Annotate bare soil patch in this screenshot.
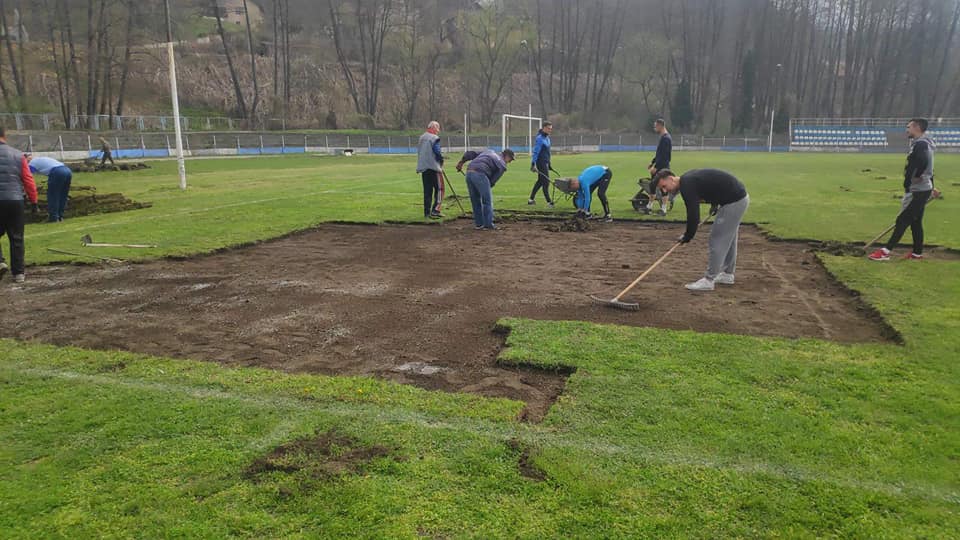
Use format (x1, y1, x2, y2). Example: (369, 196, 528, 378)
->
(245, 429, 396, 481)
(3, 221, 893, 420)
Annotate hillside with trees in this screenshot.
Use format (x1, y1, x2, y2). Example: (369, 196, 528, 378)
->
(1, 0, 959, 133)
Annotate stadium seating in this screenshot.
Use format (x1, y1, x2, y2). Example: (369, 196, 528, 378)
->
(791, 127, 888, 147)
(927, 129, 960, 147)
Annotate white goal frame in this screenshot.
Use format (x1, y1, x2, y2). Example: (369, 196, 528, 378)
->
(502, 105, 542, 155)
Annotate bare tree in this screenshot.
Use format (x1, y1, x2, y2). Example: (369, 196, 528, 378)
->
(0, 0, 25, 98)
(211, 0, 247, 118)
(463, 5, 521, 123)
(328, 0, 394, 117)
(242, 0, 261, 124)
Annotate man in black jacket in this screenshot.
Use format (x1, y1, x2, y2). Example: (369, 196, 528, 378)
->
(633, 118, 674, 215)
(653, 168, 749, 292)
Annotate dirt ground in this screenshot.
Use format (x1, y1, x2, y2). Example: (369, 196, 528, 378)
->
(2, 221, 893, 420)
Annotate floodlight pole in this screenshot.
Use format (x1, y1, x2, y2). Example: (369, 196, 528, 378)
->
(164, 0, 187, 190)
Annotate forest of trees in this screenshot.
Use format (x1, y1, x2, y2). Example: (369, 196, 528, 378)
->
(1, 0, 959, 133)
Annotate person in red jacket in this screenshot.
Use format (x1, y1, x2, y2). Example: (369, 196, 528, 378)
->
(0, 125, 39, 284)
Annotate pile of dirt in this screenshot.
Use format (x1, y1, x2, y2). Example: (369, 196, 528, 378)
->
(64, 161, 151, 173)
(546, 214, 592, 232)
(810, 241, 866, 257)
(245, 429, 397, 481)
(30, 184, 152, 223)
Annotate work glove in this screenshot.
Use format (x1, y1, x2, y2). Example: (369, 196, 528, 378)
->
(677, 234, 690, 244)
(455, 161, 464, 173)
(709, 204, 719, 216)
(530, 164, 537, 173)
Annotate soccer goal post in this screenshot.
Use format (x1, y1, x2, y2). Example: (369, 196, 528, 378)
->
(502, 105, 542, 155)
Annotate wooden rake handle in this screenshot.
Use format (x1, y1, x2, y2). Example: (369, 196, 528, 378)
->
(612, 241, 682, 302)
(610, 211, 715, 302)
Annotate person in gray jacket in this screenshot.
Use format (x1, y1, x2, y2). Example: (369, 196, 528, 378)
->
(416, 121, 445, 219)
(0, 125, 39, 283)
(869, 118, 938, 261)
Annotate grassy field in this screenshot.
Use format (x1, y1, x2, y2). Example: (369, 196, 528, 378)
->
(20, 151, 960, 265)
(3, 151, 959, 537)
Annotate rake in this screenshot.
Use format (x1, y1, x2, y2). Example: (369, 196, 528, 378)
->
(48, 247, 123, 264)
(439, 168, 467, 216)
(81, 234, 157, 248)
(590, 214, 713, 311)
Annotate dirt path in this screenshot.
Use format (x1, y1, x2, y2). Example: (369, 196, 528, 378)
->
(2, 221, 893, 420)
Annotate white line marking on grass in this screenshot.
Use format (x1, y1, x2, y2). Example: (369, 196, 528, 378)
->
(25, 178, 416, 240)
(6, 364, 957, 505)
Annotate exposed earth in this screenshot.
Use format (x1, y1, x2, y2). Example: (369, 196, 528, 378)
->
(2, 221, 894, 420)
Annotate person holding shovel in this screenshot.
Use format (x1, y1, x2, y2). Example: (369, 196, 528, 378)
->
(527, 122, 555, 207)
(27, 154, 73, 222)
(868, 118, 937, 261)
(652, 168, 749, 291)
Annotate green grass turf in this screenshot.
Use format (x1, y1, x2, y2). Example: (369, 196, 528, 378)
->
(3, 151, 959, 537)
(22, 151, 960, 265)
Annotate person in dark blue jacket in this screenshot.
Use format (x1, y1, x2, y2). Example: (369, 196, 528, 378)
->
(455, 149, 515, 230)
(573, 165, 613, 222)
(527, 122, 554, 207)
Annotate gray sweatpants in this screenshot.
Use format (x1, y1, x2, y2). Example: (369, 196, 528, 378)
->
(706, 195, 749, 279)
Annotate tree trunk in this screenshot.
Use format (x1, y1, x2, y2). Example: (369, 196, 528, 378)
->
(242, 0, 260, 124)
(115, 0, 136, 116)
(212, 0, 247, 118)
(0, 0, 25, 97)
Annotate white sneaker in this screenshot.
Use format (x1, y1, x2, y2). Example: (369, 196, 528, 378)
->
(0, 262, 7, 281)
(685, 277, 715, 291)
(12, 274, 25, 284)
(714, 272, 735, 285)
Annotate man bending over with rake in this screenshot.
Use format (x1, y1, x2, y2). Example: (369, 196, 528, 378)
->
(653, 168, 749, 292)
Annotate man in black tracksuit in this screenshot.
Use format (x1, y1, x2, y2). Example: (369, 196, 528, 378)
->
(527, 122, 554, 207)
(634, 118, 673, 214)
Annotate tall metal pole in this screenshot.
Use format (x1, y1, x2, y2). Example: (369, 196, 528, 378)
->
(164, 0, 187, 189)
(768, 63, 782, 153)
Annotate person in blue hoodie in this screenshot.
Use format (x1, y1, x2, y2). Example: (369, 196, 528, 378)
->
(527, 122, 554, 207)
(573, 165, 613, 222)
